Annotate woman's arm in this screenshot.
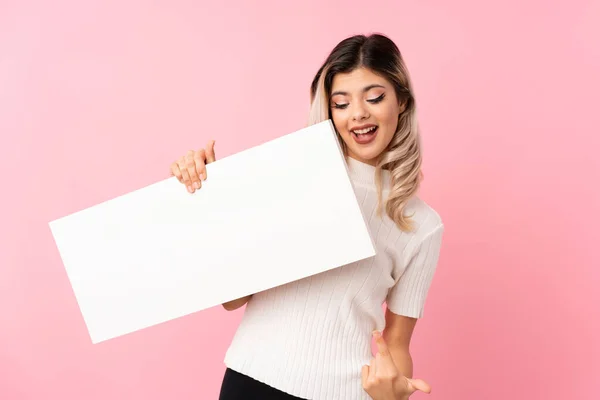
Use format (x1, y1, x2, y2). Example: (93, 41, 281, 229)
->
(383, 308, 418, 378)
(362, 316, 430, 400)
(222, 295, 252, 311)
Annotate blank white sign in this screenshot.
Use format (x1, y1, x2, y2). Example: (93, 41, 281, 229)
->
(49, 120, 376, 344)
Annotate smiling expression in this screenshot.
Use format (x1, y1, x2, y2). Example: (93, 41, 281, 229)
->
(329, 67, 406, 165)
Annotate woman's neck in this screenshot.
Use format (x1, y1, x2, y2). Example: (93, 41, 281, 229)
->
(344, 154, 391, 189)
(346, 152, 379, 167)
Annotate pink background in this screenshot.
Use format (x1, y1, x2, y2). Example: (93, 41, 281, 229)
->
(1, 0, 599, 399)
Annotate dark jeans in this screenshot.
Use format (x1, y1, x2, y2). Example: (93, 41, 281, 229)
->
(218, 368, 308, 400)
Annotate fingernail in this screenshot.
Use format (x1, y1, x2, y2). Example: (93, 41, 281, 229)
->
(194, 182, 200, 189)
(187, 186, 193, 193)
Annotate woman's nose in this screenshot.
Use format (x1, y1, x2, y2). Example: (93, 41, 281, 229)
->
(352, 104, 370, 121)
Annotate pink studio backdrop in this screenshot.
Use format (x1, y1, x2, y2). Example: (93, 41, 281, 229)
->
(1, 0, 599, 399)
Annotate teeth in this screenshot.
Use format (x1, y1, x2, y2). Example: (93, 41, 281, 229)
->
(353, 126, 376, 135)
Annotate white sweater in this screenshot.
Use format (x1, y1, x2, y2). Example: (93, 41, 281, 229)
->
(223, 156, 444, 400)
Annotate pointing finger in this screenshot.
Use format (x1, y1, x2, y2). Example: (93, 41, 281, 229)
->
(373, 331, 390, 357)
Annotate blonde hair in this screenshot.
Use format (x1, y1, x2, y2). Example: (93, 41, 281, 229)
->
(308, 34, 422, 232)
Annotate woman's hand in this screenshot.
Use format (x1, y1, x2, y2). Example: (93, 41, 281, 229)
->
(169, 140, 216, 193)
(362, 331, 431, 400)
(168, 140, 252, 311)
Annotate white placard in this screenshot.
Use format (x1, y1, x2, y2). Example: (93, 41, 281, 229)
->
(49, 120, 376, 344)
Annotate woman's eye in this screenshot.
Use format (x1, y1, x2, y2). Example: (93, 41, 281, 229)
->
(333, 103, 349, 109)
(367, 94, 385, 103)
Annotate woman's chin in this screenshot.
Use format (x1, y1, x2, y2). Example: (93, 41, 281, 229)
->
(342, 137, 386, 164)
(347, 149, 380, 165)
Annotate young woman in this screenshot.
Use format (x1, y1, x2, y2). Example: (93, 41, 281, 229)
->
(170, 33, 444, 400)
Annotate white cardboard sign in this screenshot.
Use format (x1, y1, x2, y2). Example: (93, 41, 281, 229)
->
(49, 120, 376, 344)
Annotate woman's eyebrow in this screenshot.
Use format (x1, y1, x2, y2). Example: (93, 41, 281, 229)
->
(330, 84, 386, 97)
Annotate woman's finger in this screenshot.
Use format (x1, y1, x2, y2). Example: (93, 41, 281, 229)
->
(361, 365, 369, 388)
(195, 149, 207, 181)
(407, 377, 432, 394)
(373, 331, 390, 357)
(178, 157, 193, 192)
(206, 140, 216, 163)
(170, 162, 183, 183)
(369, 357, 377, 381)
(185, 150, 201, 191)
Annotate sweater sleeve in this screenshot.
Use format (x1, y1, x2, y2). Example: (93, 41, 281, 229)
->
(385, 223, 444, 319)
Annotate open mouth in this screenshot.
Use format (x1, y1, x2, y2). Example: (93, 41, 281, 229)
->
(351, 125, 378, 144)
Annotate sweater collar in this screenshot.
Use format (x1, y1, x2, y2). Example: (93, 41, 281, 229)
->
(345, 156, 391, 189)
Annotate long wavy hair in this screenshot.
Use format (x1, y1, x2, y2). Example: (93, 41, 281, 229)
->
(308, 33, 422, 232)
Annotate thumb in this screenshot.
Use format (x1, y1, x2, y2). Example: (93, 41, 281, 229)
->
(406, 377, 432, 394)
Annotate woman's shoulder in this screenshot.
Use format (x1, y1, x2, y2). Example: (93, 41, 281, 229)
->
(385, 195, 444, 271)
(404, 195, 444, 238)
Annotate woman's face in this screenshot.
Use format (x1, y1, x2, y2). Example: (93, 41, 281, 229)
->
(329, 67, 405, 165)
